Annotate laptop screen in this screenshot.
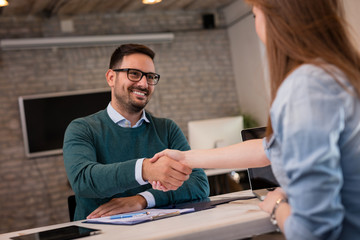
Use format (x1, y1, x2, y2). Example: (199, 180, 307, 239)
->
(241, 127, 279, 190)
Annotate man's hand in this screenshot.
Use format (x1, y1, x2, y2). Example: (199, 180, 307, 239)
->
(142, 155, 192, 191)
(86, 195, 147, 219)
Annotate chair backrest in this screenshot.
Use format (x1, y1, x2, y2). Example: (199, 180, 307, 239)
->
(67, 195, 76, 221)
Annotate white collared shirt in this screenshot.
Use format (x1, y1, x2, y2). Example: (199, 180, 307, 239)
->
(107, 102, 150, 128)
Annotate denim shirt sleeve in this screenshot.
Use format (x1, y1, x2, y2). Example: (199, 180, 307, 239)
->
(269, 64, 347, 240)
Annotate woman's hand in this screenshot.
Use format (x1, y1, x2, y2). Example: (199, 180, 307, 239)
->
(258, 187, 287, 214)
(149, 149, 187, 164)
(259, 187, 290, 232)
(151, 180, 169, 192)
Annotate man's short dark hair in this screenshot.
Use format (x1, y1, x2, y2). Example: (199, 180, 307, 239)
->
(109, 44, 155, 69)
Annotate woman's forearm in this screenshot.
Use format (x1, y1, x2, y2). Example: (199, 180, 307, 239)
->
(185, 139, 270, 169)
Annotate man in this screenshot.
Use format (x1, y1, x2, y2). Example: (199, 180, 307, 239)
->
(63, 44, 209, 221)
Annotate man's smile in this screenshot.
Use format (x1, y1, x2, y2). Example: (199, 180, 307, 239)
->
(132, 90, 147, 96)
(129, 87, 149, 98)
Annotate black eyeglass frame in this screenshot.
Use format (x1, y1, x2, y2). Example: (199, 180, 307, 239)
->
(112, 68, 160, 85)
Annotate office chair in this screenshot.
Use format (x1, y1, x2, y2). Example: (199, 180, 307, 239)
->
(67, 195, 76, 221)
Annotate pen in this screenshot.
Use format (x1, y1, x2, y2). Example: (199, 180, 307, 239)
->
(151, 211, 180, 220)
(110, 211, 149, 219)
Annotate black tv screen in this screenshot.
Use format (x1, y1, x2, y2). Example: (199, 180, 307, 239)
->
(18, 88, 111, 158)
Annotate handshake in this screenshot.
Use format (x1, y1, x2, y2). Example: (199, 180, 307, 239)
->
(142, 149, 192, 192)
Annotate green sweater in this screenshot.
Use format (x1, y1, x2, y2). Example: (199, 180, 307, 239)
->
(63, 110, 209, 220)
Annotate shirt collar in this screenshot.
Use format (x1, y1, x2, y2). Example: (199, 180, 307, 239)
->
(106, 102, 150, 128)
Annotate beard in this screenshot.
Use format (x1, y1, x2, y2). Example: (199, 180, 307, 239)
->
(127, 98, 148, 113)
(114, 86, 151, 114)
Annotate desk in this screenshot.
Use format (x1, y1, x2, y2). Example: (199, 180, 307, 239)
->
(0, 190, 277, 240)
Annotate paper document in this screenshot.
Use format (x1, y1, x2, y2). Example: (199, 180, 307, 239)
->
(83, 208, 194, 225)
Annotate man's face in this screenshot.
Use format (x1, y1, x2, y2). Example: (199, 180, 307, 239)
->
(107, 53, 156, 114)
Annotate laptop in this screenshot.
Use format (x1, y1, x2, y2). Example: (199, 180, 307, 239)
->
(241, 127, 279, 200)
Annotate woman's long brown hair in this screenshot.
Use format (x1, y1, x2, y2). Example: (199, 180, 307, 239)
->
(245, 0, 360, 136)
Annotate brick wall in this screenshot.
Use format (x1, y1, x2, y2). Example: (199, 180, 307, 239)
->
(0, 10, 240, 233)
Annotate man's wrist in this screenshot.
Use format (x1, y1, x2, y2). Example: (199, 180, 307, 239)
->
(136, 158, 148, 185)
(141, 158, 150, 182)
(136, 194, 148, 209)
(138, 191, 155, 208)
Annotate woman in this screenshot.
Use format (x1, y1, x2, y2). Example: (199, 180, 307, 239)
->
(151, 0, 360, 239)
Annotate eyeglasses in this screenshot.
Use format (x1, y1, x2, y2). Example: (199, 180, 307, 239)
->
(112, 68, 160, 85)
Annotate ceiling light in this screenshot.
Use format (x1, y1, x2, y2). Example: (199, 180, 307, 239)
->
(142, 0, 162, 4)
(0, 0, 9, 7)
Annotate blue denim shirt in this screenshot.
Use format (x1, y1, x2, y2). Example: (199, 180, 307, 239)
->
(264, 63, 360, 239)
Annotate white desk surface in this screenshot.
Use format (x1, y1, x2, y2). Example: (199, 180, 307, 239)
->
(0, 190, 277, 240)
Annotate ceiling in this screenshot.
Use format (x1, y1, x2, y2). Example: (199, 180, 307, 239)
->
(0, 0, 237, 17)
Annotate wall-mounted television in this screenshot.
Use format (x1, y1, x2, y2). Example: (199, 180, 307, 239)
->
(18, 88, 111, 158)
